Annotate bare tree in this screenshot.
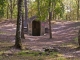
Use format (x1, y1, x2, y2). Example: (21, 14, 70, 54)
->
(76, 0, 79, 20)
(15, 0, 23, 49)
(21, 14, 25, 39)
(7, 0, 9, 19)
(48, 0, 52, 39)
(77, 0, 80, 48)
(9, 0, 16, 19)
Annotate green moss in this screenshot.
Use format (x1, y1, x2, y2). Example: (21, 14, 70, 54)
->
(74, 37, 78, 42)
(17, 50, 60, 60)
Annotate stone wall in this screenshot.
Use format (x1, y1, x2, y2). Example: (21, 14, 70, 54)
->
(28, 22, 32, 35)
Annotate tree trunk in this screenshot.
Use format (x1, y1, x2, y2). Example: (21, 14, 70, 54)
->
(7, 3, 9, 19)
(78, 30, 80, 47)
(37, 0, 40, 17)
(49, 12, 52, 39)
(52, 2, 56, 20)
(77, 0, 79, 20)
(15, 0, 23, 49)
(21, 14, 25, 39)
(10, 0, 13, 19)
(49, 0, 52, 39)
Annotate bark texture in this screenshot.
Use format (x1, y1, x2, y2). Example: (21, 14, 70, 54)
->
(49, 0, 52, 39)
(15, 0, 23, 49)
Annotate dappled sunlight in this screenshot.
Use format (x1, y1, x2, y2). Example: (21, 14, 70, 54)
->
(73, 51, 80, 54)
(54, 41, 63, 43)
(0, 21, 80, 59)
(52, 25, 66, 30)
(0, 23, 16, 34)
(66, 45, 77, 48)
(64, 55, 75, 58)
(6, 28, 16, 31)
(28, 37, 39, 41)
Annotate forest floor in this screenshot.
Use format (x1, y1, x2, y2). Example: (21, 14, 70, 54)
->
(0, 20, 80, 60)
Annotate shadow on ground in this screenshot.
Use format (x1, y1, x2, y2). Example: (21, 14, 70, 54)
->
(0, 21, 80, 59)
